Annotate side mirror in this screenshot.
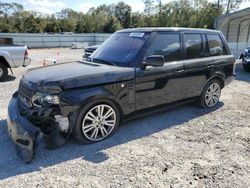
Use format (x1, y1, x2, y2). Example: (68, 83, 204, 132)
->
(143, 55, 164, 67)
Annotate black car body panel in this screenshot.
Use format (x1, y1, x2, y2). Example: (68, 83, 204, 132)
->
(25, 61, 134, 91)
(7, 27, 236, 163)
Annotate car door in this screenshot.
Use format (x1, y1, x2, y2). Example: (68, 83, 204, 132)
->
(206, 33, 235, 77)
(135, 32, 187, 110)
(180, 33, 211, 99)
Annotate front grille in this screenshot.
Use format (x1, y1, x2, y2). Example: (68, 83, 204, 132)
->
(17, 99, 31, 116)
(84, 52, 93, 58)
(18, 80, 35, 107)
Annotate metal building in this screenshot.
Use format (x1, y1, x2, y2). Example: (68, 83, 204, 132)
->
(214, 7, 250, 57)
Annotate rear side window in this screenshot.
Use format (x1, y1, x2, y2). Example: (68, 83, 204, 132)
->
(184, 34, 203, 59)
(145, 33, 181, 62)
(207, 34, 228, 56)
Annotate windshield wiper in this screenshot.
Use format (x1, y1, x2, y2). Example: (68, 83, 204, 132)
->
(92, 58, 117, 66)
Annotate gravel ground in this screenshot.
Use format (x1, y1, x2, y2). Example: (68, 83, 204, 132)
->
(0, 48, 249, 188)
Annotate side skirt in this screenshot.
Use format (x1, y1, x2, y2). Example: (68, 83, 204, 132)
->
(122, 97, 197, 123)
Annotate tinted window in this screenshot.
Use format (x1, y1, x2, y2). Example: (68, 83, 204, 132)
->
(184, 34, 203, 59)
(207, 34, 228, 56)
(145, 33, 181, 62)
(91, 32, 150, 67)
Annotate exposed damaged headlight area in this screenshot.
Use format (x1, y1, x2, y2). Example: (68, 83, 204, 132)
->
(18, 78, 61, 108)
(32, 92, 60, 107)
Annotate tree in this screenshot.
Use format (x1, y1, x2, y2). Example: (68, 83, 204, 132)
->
(56, 8, 78, 19)
(0, 0, 243, 33)
(103, 15, 122, 32)
(91, 5, 115, 33)
(143, 0, 156, 26)
(195, 0, 223, 28)
(56, 9, 78, 32)
(216, 0, 243, 14)
(0, 2, 14, 17)
(114, 2, 131, 28)
(225, 0, 243, 13)
(143, 0, 155, 16)
(157, 0, 163, 26)
(44, 16, 60, 33)
(131, 12, 146, 27)
(75, 14, 86, 33)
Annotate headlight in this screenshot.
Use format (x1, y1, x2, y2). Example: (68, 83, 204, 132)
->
(32, 92, 59, 107)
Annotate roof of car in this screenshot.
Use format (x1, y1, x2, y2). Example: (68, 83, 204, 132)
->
(117, 27, 221, 34)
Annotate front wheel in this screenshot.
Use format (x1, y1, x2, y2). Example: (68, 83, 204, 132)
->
(73, 100, 120, 144)
(199, 79, 221, 108)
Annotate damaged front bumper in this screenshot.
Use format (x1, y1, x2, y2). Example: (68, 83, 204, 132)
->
(7, 94, 70, 163)
(7, 96, 40, 163)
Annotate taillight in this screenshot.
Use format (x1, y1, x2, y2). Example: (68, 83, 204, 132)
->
(24, 49, 28, 58)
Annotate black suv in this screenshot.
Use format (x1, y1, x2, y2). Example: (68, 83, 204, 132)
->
(83, 45, 99, 59)
(7, 28, 235, 163)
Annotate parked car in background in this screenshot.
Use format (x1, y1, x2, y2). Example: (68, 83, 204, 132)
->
(83, 44, 100, 59)
(0, 43, 30, 81)
(239, 47, 250, 72)
(0, 37, 13, 45)
(7, 28, 235, 163)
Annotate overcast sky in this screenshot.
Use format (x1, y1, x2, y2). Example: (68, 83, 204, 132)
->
(2, 0, 250, 14)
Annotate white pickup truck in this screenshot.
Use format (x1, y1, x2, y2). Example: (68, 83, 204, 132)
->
(0, 45, 31, 81)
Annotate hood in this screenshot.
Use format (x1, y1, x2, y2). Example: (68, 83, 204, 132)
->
(23, 61, 134, 93)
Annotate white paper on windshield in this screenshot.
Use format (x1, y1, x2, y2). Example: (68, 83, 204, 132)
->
(129, 33, 145, 38)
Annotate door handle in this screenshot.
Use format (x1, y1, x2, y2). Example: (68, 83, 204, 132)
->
(175, 69, 184, 73)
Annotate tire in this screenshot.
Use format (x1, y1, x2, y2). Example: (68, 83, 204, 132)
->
(73, 99, 120, 144)
(198, 79, 221, 109)
(0, 63, 8, 81)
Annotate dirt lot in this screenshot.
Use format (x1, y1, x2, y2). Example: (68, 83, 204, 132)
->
(0, 48, 249, 188)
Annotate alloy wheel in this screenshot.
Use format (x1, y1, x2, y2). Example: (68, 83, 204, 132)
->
(205, 83, 221, 107)
(82, 104, 116, 141)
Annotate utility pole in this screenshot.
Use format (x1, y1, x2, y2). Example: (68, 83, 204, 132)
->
(217, 0, 220, 15)
(226, 0, 231, 13)
(158, 0, 162, 26)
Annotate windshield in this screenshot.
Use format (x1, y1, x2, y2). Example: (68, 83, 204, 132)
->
(90, 32, 150, 67)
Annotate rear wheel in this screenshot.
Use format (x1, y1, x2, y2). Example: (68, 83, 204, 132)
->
(73, 100, 120, 144)
(199, 79, 221, 108)
(0, 63, 8, 81)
